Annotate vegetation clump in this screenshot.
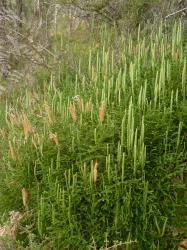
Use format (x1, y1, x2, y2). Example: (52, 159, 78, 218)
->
(0, 3, 187, 249)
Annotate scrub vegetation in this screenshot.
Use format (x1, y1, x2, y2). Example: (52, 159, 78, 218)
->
(0, 1, 187, 249)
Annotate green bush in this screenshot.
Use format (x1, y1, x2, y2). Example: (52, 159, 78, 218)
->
(0, 21, 186, 249)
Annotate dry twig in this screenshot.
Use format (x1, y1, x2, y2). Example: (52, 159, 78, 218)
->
(165, 7, 187, 19)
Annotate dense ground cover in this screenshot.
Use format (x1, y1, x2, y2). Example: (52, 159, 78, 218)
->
(0, 21, 186, 249)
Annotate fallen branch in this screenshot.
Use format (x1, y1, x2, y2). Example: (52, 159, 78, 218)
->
(165, 7, 187, 19)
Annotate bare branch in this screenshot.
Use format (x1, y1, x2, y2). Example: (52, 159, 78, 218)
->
(165, 7, 187, 19)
